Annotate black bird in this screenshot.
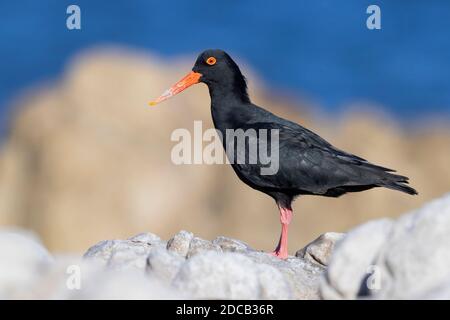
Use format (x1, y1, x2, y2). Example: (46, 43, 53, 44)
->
(150, 49, 417, 259)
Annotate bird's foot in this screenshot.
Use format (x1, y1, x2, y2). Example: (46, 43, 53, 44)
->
(269, 250, 288, 260)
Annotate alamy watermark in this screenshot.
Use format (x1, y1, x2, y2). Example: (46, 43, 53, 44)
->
(366, 265, 382, 291)
(66, 5, 81, 30)
(367, 5, 381, 30)
(66, 264, 81, 290)
(171, 121, 280, 175)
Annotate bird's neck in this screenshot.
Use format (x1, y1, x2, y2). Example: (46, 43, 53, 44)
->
(209, 86, 244, 105)
(209, 88, 253, 134)
(206, 73, 252, 132)
(207, 69, 250, 106)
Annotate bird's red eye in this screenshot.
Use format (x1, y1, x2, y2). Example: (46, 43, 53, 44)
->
(206, 57, 217, 65)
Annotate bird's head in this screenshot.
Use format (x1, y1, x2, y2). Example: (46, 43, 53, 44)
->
(150, 49, 248, 106)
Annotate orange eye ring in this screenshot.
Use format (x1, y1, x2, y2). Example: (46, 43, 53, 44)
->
(206, 57, 217, 65)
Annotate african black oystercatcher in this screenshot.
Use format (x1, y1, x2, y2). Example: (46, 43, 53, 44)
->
(150, 49, 417, 259)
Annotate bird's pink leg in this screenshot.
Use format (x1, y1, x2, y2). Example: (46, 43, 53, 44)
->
(270, 206, 293, 259)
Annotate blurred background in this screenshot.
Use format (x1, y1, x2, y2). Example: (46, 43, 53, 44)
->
(0, 0, 449, 253)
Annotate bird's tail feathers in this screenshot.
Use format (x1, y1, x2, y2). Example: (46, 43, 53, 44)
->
(378, 172, 418, 195)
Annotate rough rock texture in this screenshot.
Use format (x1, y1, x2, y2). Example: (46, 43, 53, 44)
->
(186, 237, 223, 258)
(321, 193, 450, 300)
(173, 252, 291, 299)
(83, 232, 165, 270)
(0, 228, 338, 299)
(213, 236, 252, 253)
(2, 193, 450, 299)
(84, 231, 330, 299)
(296, 232, 345, 266)
(166, 230, 193, 257)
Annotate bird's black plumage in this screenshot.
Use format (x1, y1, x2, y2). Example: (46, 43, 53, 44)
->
(151, 49, 418, 258)
(192, 49, 417, 208)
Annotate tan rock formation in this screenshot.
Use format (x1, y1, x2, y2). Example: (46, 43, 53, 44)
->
(0, 48, 449, 252)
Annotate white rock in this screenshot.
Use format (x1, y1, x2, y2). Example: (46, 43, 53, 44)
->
(186, 237, 222, 258)
(212, 236, 252, 253)
(374, 193, 450, 299)
(83, 234, 165, 271)
(12, 254, 181, 300)
(172, 251, 291, 299)
(0, 229, 53, 298)
(321, 219, 393, 299)
(416, 281, 450, 300)
(146, 247, 185, 282)
(321, 193, 450, 300)
(0, 229, 334, 299)
(4, 190, 450, 301)
(73, 269, 181, 299)
(296, 232, 345, 266)
(166, 230, 193, 257)
(128, 232, 162, 244)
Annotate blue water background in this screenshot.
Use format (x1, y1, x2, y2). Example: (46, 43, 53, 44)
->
(0, 0, 449, 131)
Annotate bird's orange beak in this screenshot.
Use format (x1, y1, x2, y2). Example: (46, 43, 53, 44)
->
(149, 71, 202, 106)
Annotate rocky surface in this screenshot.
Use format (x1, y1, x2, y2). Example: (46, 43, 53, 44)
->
(0, 229, 53, 299)
(83, 230, 335, 299)
(0, 228, 338, 299)
(321, 193, 450, 300)
(1, 192, 450, 299)
(296, 232, 345, 267)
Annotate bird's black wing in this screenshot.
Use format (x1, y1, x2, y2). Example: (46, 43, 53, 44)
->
(231, 121, 416, 196)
